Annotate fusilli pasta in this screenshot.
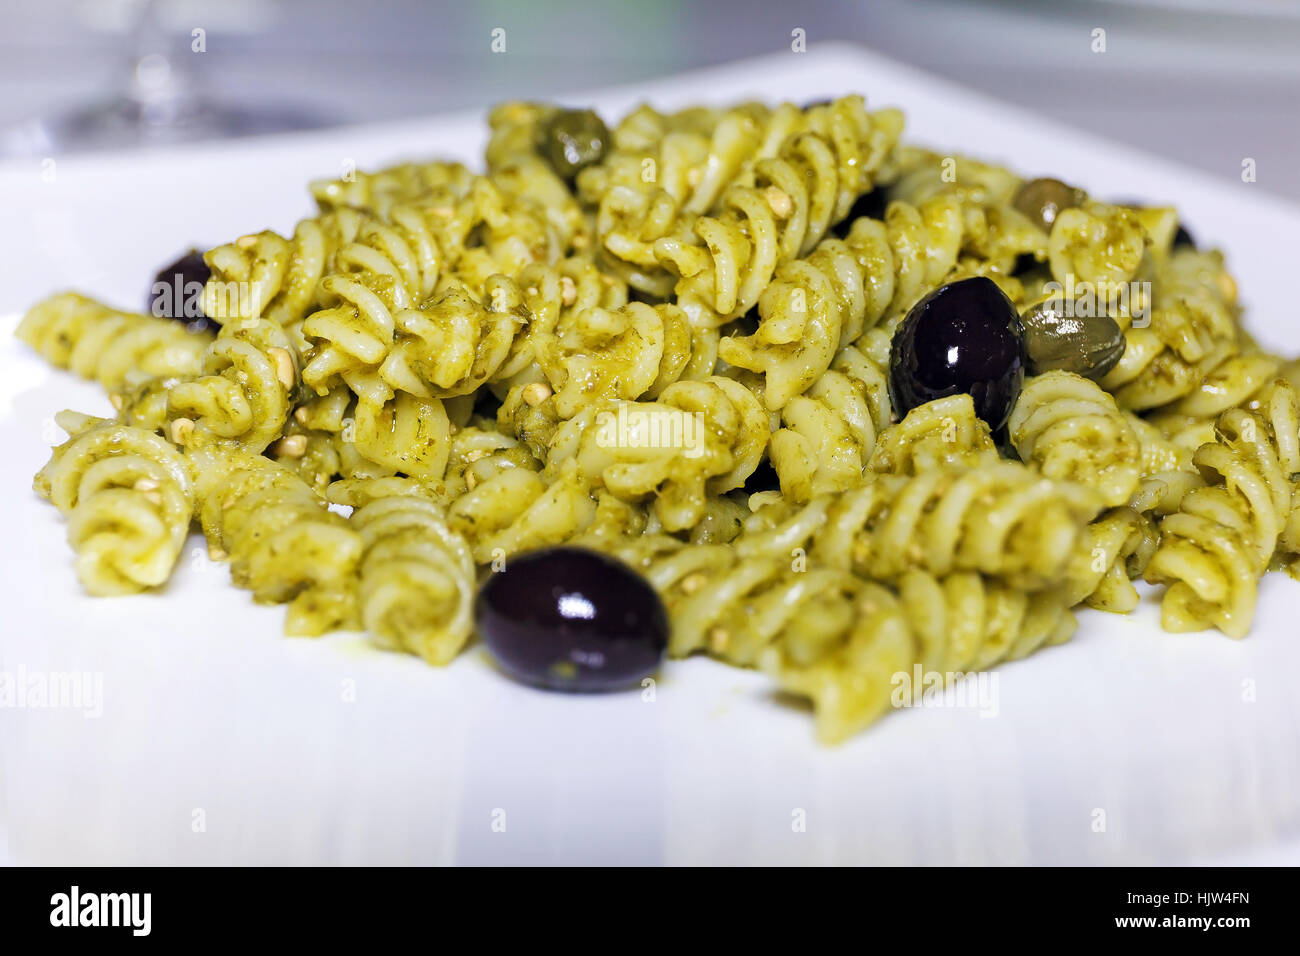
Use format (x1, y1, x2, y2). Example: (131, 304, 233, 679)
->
(17, 92, 1300, 745)
(35, 413, 195, 596)
(17, 292, 212, 389)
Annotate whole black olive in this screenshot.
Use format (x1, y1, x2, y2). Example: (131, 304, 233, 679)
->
(832, 187, 887, 238)
(149, 249, 217, 333)
(888, 276, 1026, 430)
(537, 108, 610, 183)
(1013, 178, 1082, 233)
(476, 547, 668, 692)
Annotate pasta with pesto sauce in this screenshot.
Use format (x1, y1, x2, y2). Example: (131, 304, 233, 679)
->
(17, 91, 1300, 744)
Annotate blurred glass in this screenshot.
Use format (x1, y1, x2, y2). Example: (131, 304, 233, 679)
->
(0, 0, 326, 156)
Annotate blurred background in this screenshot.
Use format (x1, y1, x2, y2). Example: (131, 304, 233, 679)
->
(2, 0, 1298, 192)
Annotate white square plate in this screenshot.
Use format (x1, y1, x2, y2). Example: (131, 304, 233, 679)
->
(3, 43, 1299, 865)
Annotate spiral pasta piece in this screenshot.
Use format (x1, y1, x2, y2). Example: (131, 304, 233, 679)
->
(740, 461, 1104, 590)
(688, 492, 751, 545)
(306, 271, 528, 404)
(761, 571, 1076, 744)
(326, 206, 451, 311)
(35, 412, 195, 595)
(483, 102, 591, 247)
(765, 346, 892, 502)
(585, 533, 859, 666)
(546, 376, 768, 531)
(330, 480, 476, 666)
(884, 570, 1078, 671)
(317, 262, 575, 410)
(482, 167, 587, 270)
(580, 100, 803, 296)
(266, 386, 352, 491)
(595, 102, 801, 213)
(1064, 506, 1160, 612)
(1144, 380, 1300, 636)
(319, 259, 692, 416)
(1126, 411, 1196, 475)
(270, 384, 427, 491)
(191, 446, 361, 635)
(1100, 247, 1245, 413)
(17, 292, 213, 390)
(813, 194, 984, 379)
(488, 257, 719, 414)
(312, 159, 478, 220)
(446, 460, 599, 564)
(1048, 201, 1148, 296)
(201, 230, 294, 326)
(714, 204, 960, 410)
(868, 394, 998, 476)
(300, 163, 511, 325)
(206, 159, 567, 329)
(350, 391, 453, 482)
(596, 528, 1075, 742)
(861, 195, 969, 317)
(1009, 371, 1142, 508)
(1164, 352, 1282, 420)
(166, 319, 301, 453)
(885, 150, 1045, 271)
(378, 275, 528, 399)
(533, 300, 715, 418)
(314, 168, 571, 321)
(299, 274, 399, 397)
(429, 421, 540, 501)
(491, 257, 632, 388)
(484, 101, 558, 173)
(654, 97, 903, 323)
(431, 175, 569, 290)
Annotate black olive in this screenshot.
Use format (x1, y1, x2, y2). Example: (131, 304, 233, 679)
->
(476, 547, 668, 692)
(148, 249, 217, 333)
(537, 109, 610, 183)
(802, 97, 833, 110)
(888, 276, 1026, 430)
(1013, 178, 1082, 233)
(831, 187, 887, 238)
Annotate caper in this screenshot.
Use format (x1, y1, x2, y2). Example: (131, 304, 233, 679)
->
(1013, 178, 1084, 234)
(1020, 297, 1126, 380)
(537, 108, 610, 182)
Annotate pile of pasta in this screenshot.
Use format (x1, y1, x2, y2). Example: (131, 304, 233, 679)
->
(19, 96, 1300, 743)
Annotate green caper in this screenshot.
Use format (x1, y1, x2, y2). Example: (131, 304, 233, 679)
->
(1013, 178, 1085, 233)
(537, 108, 610, 182)
(1021, 297, 1126, 380)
